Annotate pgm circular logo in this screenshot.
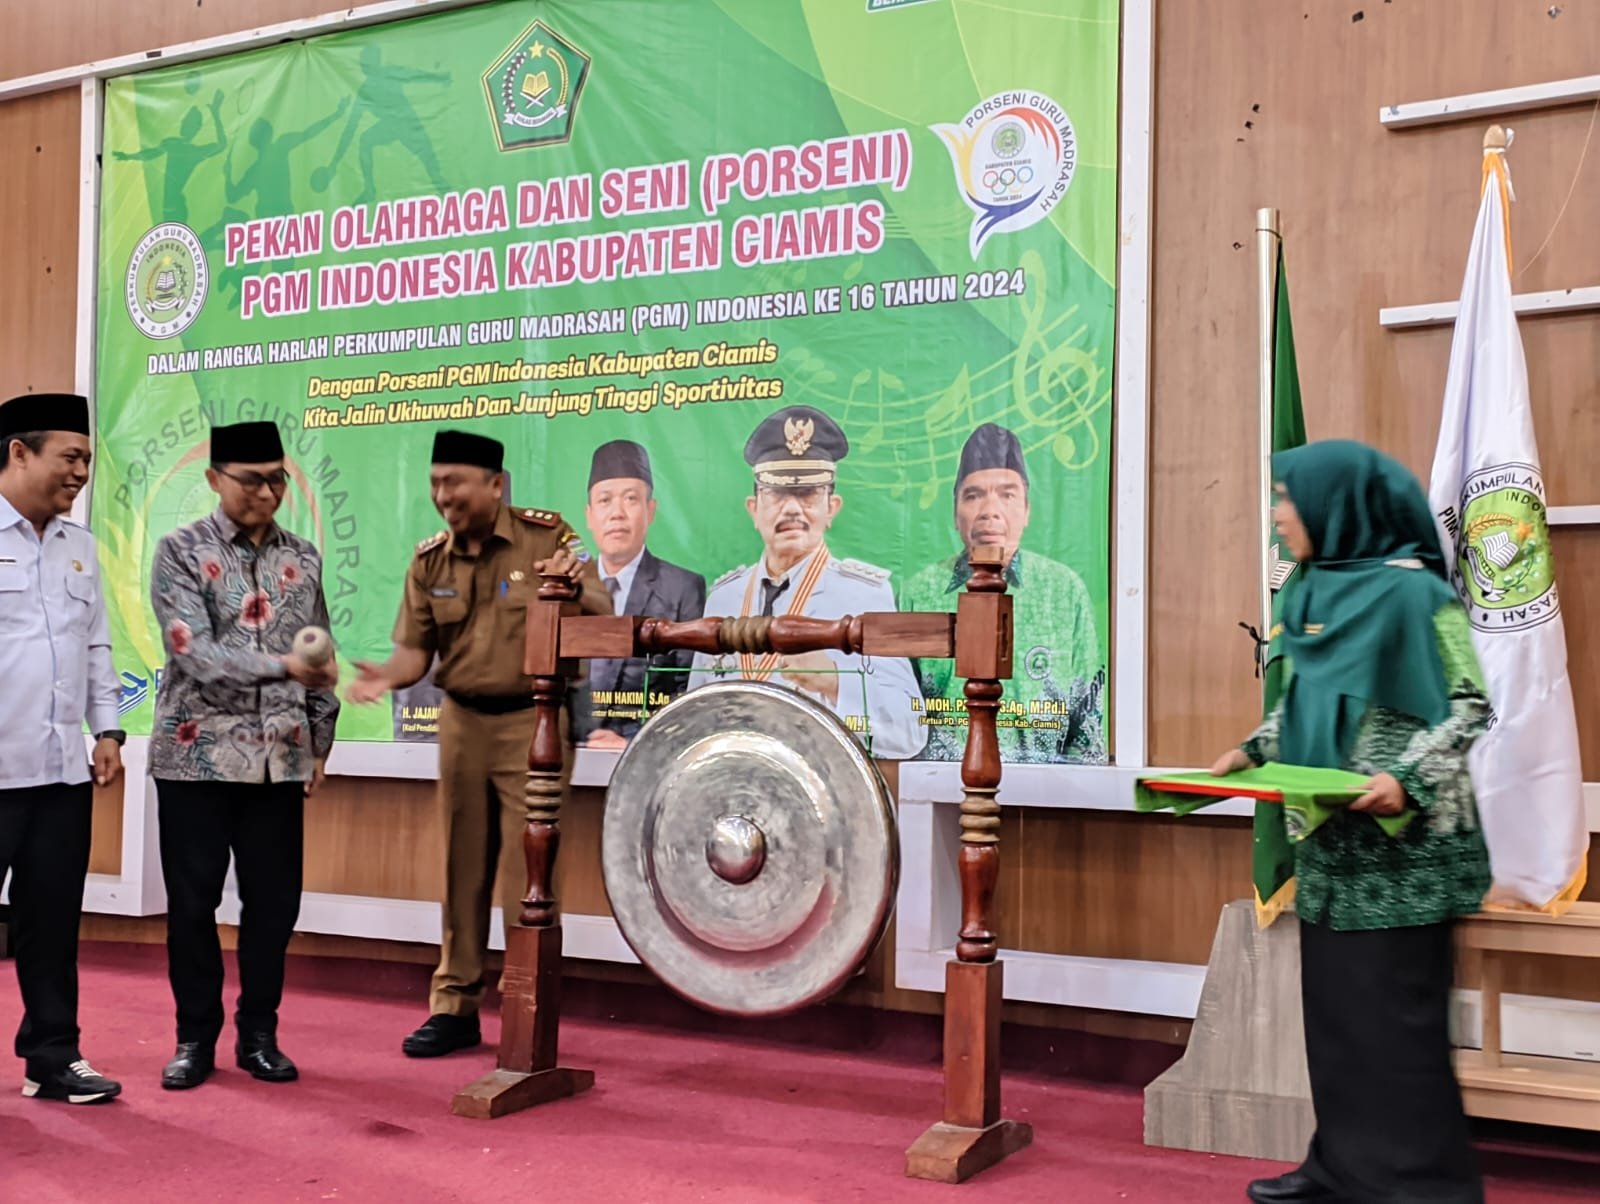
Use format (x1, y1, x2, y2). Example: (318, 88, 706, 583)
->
(1455, 462, 1559, 631)
(126, 223, 209, 340)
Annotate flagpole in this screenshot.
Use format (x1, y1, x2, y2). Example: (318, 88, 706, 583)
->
(1255, 207, 1281, 666)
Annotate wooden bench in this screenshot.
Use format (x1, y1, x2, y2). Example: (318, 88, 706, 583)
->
(1455, 901, 1600, 1129)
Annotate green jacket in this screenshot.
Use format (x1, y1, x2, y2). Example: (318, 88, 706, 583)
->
(897, 549, 1106, 764)
(1244, 604, 1492, 931)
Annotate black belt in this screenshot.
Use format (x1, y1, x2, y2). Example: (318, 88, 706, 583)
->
(446, 692, 535, 715)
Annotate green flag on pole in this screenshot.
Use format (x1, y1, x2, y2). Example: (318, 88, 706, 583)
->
(1255, 243, 1305, 926)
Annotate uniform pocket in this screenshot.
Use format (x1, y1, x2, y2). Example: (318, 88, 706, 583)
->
(0, 563, 30, 631)
(429, 593, 469, 626)
(62, 568, 95, 633)
(495, 578, 530, 643)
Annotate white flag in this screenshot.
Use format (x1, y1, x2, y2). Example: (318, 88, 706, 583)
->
(1427, 146, 1589, 912)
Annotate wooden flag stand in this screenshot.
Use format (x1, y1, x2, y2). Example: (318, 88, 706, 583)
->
(450, 545, 1031, 1183)
(450, 566, 593, 1119)
(904, 551, 1033, 1182)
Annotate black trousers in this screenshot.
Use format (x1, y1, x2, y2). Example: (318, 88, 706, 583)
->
(0, 782, 92, 1071)
(1300, 918, 1484, 1204)
(156, 779, 304, 1046)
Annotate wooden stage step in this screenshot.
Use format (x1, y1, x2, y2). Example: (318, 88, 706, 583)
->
(1456, 901, 1600, 1131)
(1455, 1050, 1600, 1128)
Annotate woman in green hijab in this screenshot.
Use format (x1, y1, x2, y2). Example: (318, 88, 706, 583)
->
(1213, 441, 1491, 1204)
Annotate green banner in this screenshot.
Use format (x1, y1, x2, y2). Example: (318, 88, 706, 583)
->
(95, 0, 1118, 763)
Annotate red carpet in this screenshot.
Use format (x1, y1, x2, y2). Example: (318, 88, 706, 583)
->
(1, 944, 1597, 1203)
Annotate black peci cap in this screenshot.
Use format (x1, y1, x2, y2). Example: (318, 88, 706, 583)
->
(209, 420, 285, 464)
(955, 422, 1028, 493)
(431, 429, 504, 472)
(0, 393, 90, 440)
(588, 439, 653, 490)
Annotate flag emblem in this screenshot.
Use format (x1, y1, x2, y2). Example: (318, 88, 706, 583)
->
(1452, 463, 1557, 630)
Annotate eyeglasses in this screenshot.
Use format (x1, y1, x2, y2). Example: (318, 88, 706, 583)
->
(216, 467, 289, 493)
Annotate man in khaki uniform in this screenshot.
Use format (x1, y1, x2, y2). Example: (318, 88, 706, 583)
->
(349, 429, 606, 1057)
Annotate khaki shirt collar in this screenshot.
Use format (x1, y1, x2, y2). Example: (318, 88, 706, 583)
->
(448, 504, 514, 557)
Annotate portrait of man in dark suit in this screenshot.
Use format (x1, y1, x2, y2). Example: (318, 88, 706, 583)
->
(572, 440, 705, 748)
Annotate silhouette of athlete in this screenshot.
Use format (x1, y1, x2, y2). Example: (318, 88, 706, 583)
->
(113, 90, 226, 226)
(311, 43, 452, 203)
(201, 98, 350, 306)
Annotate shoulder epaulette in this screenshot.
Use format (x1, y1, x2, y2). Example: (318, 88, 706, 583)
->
(514, 507, 560, 528)
(711, 564, 747, 590)
(414, 531, 448, 556)
(834, 557, 889, 585)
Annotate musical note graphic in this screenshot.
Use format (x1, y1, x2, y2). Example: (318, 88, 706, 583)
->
(801, 249, 1111, 510)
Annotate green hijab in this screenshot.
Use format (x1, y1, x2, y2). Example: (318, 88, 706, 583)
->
(1273, 440, 1458, 768)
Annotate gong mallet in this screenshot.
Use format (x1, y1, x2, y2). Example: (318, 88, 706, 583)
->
(292, 625, 334, 667)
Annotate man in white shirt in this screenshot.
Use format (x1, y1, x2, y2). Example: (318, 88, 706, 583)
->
(0, 392, 124, 1104)
(687, 405, 926, 760)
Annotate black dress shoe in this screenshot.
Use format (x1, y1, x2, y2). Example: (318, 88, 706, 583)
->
(402, 1013, 482, 1058)
(161, 1042, 215, 1090)
(235, 1034, 298, 1082)
(22, 1058, 122, 1105)
(1246, 1169, 1340, 1203)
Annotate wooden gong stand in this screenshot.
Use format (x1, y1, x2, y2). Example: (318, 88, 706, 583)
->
(451, 543, 1031, 1183)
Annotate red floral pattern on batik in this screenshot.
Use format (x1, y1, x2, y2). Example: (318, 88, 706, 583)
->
(240, 590, 273, 629)
(150, 511, 339, 784)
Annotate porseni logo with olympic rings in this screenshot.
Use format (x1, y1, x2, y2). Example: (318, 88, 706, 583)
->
(933, 91, 1077, 258)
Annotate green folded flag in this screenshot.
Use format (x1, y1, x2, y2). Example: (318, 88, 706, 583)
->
(1135, 762, 1416, 842)
(1255, 242, 1306, 922)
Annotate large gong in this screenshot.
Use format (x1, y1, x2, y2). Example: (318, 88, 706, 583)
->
(601, 679, 898, 1017)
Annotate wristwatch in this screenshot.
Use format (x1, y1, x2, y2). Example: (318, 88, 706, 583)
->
(95, 729, 127, 746)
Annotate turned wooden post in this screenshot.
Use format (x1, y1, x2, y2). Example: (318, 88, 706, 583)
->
(905, 544, 1032, 1183)
(519, 656, 566, 931)
(450, 562, 594, 1118)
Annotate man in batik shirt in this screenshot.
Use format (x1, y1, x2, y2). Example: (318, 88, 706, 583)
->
(149, 420, 339, 1091)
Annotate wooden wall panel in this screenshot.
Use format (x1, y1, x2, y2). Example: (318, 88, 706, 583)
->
(993, 810, 1250, 964)
(302, 777, 439, 899)
(88, 781, 123, 875)
(298, 777, 618, 916)
(1148, 0, 1600, 770)
(0, 90, 78, 397)
(1553, 528, 1600, 759)
(553, 786, 612, 917)
(0, 0, 343, 83)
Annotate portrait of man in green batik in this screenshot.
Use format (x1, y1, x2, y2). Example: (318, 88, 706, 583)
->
(898, 422, 1106, 765)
